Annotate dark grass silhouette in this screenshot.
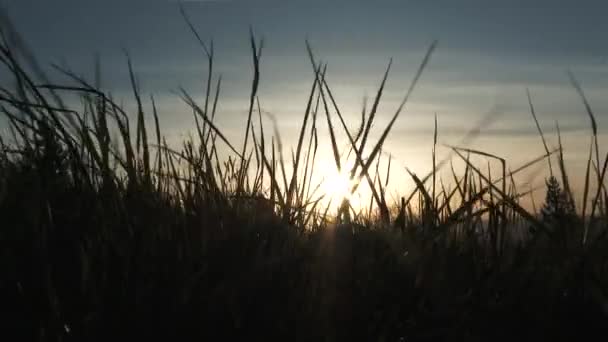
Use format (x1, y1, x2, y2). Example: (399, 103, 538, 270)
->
(1, 13, 608, 341)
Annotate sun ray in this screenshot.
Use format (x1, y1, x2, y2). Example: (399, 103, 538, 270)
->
(320, 166, 354, 209)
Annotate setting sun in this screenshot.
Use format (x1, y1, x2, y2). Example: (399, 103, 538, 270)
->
(321, 168, 354, 207)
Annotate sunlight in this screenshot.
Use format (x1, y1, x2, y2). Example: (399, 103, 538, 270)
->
(320, 168, 354, 207)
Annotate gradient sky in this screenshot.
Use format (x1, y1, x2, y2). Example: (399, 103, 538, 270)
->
(3, 0, 607, 207)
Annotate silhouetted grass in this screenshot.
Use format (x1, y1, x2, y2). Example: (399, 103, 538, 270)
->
(0, 14, 607, 342)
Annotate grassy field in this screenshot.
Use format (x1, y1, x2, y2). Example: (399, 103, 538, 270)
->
(1, 15, 607, 341)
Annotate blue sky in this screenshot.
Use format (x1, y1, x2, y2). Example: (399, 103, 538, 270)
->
(2, 0, 607, 206)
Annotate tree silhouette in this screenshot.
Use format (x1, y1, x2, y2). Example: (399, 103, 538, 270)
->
(540, 176, 576, 246)
(541, 176, 575, 221)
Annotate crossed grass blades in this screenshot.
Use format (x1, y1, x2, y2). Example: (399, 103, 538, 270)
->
(0, 9, 608, 341)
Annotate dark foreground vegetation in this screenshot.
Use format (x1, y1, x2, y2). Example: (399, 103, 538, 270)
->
(1, 14, 607, 341)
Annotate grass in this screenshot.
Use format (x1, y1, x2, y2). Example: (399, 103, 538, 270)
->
(1, 12, 608, 341)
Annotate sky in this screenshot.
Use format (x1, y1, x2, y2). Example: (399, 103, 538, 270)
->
(2, 0, 607, 208)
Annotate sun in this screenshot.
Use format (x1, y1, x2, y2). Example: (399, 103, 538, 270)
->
(321, 168, 353, 206)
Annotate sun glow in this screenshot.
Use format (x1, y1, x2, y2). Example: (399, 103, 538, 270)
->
(321, 168, 354, 207)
